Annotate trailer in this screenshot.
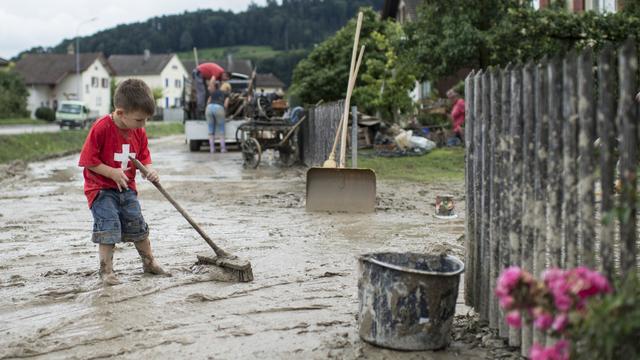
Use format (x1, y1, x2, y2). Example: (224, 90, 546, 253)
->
(185, 118, 248, 152)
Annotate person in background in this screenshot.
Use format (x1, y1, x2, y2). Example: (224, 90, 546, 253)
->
(192, 62, 229, 117)
(205, 80, 231, 153)
(447, 89, 465, 146)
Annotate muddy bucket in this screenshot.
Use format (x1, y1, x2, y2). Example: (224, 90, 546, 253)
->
(357, 252, 464, 350)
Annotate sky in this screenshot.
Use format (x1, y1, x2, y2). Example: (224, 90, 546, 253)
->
(0, 0, 268, 59)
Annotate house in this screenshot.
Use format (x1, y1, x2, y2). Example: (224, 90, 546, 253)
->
(255, 73, 285, 94)
(381, 0, 419, 24)
(14, 53, 113, 118)
(0, 57, 9, 68)
(108, 51, 188, 109)
(535, 0, 619, 12)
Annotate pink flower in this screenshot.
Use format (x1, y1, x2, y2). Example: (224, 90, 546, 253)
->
(533, 308, 554, 331)
(499, 295, 514, 309)
(530, 340, 570, 360)
(506, 310, 522, 328)
(552, 313, 568, 333)
(497, 266, 523, 292)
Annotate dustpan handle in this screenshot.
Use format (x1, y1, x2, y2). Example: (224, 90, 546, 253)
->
(129, 157, 229, 257)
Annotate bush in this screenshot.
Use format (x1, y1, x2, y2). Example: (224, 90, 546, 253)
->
(0, 71, 29, 118)
(571, 274, 640, 360)
(35, 107, 55, 122)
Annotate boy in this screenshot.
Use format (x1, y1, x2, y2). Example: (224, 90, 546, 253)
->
(79, 79, 166, 285)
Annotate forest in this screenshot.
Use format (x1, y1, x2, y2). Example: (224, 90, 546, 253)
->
(15, 0, 383, 58)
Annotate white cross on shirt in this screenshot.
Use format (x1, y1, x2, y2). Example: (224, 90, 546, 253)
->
(114, 144, 136, 170)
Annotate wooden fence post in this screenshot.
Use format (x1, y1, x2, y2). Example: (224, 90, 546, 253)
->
(597, 44, 616, 280)
(521, 62, 536, 355)
(464, 71, 476, 306)
(563, 50, 579, 268)
(547, 57, 564, 268)
(617, 39, 638, 276)
(578, 48, 596, 268)
(489, 68, 501, 330)
(473, 71, 483, 309)
(499, 65, 512, 339)
(533, 59, 550, 346)
(508, 64, 523, 347)
(481, 70, 492, 322)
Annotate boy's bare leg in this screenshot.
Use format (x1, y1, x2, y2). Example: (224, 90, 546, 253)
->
(134, 238, 168, 275)
(99, 244, 121, 285)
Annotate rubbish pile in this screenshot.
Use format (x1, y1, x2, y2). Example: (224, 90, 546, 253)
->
(374, 125, 436, 157)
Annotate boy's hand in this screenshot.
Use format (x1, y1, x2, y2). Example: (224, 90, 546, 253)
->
(143, 165, 159, 183)
(109, 167, 129, 192)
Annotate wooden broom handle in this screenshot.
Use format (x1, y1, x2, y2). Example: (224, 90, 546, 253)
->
(129, 156, 229, 257)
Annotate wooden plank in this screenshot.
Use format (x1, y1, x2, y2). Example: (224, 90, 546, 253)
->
(617, 39, 638, 276)
(521, 62, 536, 356)
(563, 50, 579, 268)
(489, 68, 501, 330)
(597, 44, 616, 280)
(533, 59, 550, 347)
(498, 65, 512, 339)
(547, 57, 564, 268)
(508, 64, 523, 347)
(473, 70, 483, 309)
(464, 71, 476, 306)
(578, 48, 597, 268)
(480, 70, 492, 322)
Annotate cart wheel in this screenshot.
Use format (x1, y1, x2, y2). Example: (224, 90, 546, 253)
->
(241, 137, 261, 168)
(279, 131, 299, 167)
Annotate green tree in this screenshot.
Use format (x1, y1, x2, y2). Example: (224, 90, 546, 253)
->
(0, 71, 29, 118)
(290, 7, 416, 120)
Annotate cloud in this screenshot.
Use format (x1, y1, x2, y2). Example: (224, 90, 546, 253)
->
(0, 0, 265, 59)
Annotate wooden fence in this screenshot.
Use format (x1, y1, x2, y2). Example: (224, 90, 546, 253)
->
(464, 39, 639, 355)
(301, 101, 344, 167)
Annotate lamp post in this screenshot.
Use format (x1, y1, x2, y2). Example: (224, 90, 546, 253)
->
(75, 17, 97, 100)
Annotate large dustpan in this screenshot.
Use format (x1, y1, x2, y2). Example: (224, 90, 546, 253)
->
(305, 12, 376, 213)
(306, 168, 376, 212)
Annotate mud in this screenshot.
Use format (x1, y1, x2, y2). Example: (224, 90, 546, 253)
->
(0, 135, 518, 359)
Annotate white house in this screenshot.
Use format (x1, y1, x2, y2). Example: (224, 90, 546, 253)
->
(14, 53, 113, 118)
(255, 73, 286, 94)
(108, 51, 188, 109)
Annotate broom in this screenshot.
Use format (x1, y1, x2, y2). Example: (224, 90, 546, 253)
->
(130, 157, 253, 282)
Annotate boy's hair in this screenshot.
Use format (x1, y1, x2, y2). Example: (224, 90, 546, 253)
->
(113, 79, 156, 115)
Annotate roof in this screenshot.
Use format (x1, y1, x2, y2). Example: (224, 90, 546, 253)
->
(181, 58, 253, 77)
(256, 73, 285, 89)
(108, 54, 176, 76)
(14, 53, 112, 85)
(0, 57, 8, 66)
(381, 0, 420, 21)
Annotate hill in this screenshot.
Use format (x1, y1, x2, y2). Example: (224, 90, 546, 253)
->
(17, 0, 382, 59)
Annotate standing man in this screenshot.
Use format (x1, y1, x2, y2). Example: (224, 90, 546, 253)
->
(192, 62, 229, 117)
(447, 89, 465, 145)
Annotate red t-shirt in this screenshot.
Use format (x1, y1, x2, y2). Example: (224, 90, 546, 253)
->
(78, 114, 151, 208)
(197, 62, 225, 80)
(451, 98, 465, 134)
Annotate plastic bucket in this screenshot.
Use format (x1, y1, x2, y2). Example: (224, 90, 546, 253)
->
(357, 252, 465, 350)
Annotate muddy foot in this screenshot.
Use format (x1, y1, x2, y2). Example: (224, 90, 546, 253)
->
(100, 272, 121, 286)
(143, 262, 171, 276)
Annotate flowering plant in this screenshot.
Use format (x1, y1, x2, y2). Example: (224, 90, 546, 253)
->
(495, 266, 612, 360)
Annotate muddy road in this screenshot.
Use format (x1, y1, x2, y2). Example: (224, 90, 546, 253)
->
(0, 135, 485, 359)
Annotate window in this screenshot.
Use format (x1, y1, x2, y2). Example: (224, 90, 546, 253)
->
(101, 78, 109, 88)
(165, 78, 169, 88)
(175, 79, 182, 88)
(172, 65, 178, 70)
(91, 77, 99, 88)
(175, 98, 181, 107)
(96, 96, 102, 107)
(85, 84, 90, 94)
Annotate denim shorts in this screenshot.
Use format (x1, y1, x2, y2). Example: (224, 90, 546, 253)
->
(90, 189, 149, 244)
(205, 103, 225, 135)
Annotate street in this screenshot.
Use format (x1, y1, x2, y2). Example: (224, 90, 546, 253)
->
(0, 135, 479, 359)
